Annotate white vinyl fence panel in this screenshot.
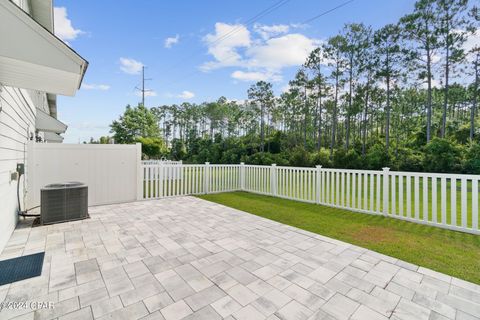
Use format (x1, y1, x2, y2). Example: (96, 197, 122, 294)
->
(142, 163, 241, 199)
(142, 160, 183, 179)
(141, 160, 182, 165)
(141, 162, 480, 235)
(27, 142, 142, 207)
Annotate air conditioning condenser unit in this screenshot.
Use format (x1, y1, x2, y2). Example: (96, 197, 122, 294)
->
(40, 182, 88, 224)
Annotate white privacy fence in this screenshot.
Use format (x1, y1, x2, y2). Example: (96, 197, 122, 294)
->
(141, 162, 480, 235)
(28, 142, 142, 207)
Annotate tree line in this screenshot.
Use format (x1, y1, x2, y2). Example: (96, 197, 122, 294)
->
(103, 0, 480, 173)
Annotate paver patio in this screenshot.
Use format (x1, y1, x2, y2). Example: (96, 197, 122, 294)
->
(0, 196, 479, 320)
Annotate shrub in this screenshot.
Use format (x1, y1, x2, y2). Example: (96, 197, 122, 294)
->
(333, 149, 362, 169)
(137, 137, 166, 159)
(273, 153, 290, 166)
(242, 152, 290, 166)
(310, 148, 332, 167)
(191, 148, 212, 163)
(394, 148, 424, 172)
(463, 142, 480, 174)
(243, 152, 275, 165)
(289, 147, 312, 167)
(365, 143, 389, 170)
(423, 138, 462, 173)
(220, 147, 246, 164)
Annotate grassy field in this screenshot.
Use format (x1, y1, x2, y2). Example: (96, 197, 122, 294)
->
(197, 191, 480, 284)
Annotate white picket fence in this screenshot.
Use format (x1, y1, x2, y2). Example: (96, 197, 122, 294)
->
(141, 160, 182, 165)
(141, 162, 480, 235)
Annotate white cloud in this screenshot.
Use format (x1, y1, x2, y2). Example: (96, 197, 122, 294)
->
(201, 23, 320, 83)
(201, 23, 251, 71)
(135, 90, 157, 97)
(54, 7, 83, 42)
(231, 70, 282, 82)
(178, 91, 195, 99)
(119, 58, 143, 75)
(253, 24, 290, 40)
(246, 34, 320, 70)
(165, 34, 180, 48)
(145, 91, 157, 97)
(81, 83, 110, 91)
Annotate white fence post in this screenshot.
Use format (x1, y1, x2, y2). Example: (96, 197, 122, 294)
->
(271, 164, 277, 196)
(204, 162, 210, 194)
(240, 162, 245, 191)
(159, 162, 164, 198)
(382, 167, 390, 215)
(136, 143, 143, 200)
(316, 165, 322, 204)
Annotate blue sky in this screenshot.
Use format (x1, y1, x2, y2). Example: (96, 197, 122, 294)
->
(54, 0, 417, 143)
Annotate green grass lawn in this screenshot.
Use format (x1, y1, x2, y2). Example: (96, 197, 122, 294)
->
(197, 191, 480, 285)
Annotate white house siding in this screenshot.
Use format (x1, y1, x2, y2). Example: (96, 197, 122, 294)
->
(0, 0, 52, 253)
(0, 0, 85, 253)
(0, 84, 49, 253)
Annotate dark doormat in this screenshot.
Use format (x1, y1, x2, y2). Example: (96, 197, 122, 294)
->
(0, 252, 45, 285)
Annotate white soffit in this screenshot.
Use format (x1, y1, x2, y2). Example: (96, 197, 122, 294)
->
(43, 131, 64, 143)
(36, 108, 67, 133)
(0, 1, 88, 96)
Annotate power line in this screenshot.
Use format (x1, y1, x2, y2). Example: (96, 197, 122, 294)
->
(208, 0, 291, 48)
(161, 0, 355, 90)
(301, 0, 355, 24)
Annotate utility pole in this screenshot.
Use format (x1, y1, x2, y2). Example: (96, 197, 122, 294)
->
(136, 66, 152, 107)
(142, 66, 145, 107)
